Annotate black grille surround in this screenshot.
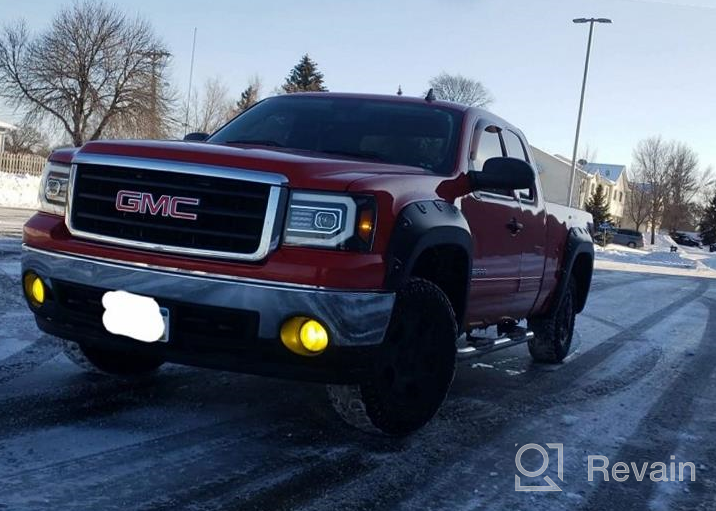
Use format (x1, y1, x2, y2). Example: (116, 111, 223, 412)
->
(67, 156, 286, 260)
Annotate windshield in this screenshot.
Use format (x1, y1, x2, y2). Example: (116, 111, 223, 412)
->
(209, 96, 463, 174)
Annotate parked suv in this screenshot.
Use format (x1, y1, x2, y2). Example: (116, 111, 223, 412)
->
(21, 92, 594, 435)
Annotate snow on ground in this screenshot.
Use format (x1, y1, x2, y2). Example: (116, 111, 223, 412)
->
(0, 173, 40, 210)
(594, 233, 716, 278)
(595, 244, 696, 269)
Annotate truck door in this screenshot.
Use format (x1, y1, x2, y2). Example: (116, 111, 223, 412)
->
(459, 124, 524, 324)
(502, 130, 547, 316)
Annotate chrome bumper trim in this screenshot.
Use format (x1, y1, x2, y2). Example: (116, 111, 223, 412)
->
(22, 246, 395, 347)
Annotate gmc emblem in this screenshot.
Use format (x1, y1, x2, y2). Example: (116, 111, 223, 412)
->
(115, 190, 200, 220)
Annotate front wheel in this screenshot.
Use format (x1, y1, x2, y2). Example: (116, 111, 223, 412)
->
(527, 277, 577, 363)
(328, 278, 457, 436)
(61, 340, 164, 376)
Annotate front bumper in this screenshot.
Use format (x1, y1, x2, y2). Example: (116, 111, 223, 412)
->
(21, 246, 395, 382)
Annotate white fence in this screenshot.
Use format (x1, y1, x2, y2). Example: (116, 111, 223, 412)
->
(0, 152, 46, 177)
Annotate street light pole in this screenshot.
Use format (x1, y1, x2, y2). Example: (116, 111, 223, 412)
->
(567, 17, 611, 208)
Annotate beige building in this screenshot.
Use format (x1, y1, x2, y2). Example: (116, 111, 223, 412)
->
(531, 146, 629, 226)
(531, 146, 595, 208)
(582, 163, 629, 226)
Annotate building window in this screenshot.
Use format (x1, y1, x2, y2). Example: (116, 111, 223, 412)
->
(613, 190, 617, 200)
(619, 191, 623, 202)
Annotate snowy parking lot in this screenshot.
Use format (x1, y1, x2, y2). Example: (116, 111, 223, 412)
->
(1, 212, 716, 510)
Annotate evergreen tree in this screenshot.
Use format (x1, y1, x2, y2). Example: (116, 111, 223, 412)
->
(698, 193, 716, 245)
(585, 184, 612, 228)
(235, 79, 261, 114)
(282, 54, 327, 93)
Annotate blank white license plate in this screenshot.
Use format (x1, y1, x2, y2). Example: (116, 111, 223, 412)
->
(101, 290, 170, 343)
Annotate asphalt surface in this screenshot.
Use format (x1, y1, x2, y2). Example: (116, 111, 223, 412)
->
(1, 223, 715, 510)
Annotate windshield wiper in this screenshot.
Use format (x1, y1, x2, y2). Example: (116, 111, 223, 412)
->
(224, 139, 284, 147)
(318, 149, 387, 163)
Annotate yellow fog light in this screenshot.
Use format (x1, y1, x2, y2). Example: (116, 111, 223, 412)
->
(299, 320, 329, 352)
(280, 316, 329, 356)
(23, 273, 46, 307)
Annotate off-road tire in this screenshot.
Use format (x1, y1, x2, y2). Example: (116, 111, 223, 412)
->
(61, 340, 163, 376)
(328, 278, 457, 436)
(527, 276, 577, 363)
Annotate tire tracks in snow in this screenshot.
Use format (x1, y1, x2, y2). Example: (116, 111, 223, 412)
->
(0, 335, 61, 386)
(580, 296, 716, 510)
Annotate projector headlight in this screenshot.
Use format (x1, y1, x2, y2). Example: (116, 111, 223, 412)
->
(38, 161, 70, 216)
(283, 191, 376, 251)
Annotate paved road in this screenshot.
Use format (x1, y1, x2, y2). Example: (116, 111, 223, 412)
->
(0, 236, 715, 510)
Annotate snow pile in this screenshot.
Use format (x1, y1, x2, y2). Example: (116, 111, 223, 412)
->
(0, 173, 40, 209)
(595, 244, 696, 269)
(648, 233, 678, 252)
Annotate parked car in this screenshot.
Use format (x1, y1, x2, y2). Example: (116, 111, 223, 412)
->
(671, 232, 703, 248)
(595, 227, 644, 248)
(21, 92, 594, 435)
(613, 228, 644, 248)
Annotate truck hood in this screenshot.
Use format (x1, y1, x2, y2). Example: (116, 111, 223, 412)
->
(64, 140, 428, 191)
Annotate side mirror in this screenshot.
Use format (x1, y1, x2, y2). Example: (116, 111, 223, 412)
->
(183, 132, 209, 142)
(468, 157, 535, 192)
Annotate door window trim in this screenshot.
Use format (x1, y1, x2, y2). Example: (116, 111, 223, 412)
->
(470, 120, 518, 202)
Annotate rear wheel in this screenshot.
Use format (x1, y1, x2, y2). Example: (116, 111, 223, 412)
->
(61, 340, 164, 376)
(627, 242, 637, 248)
(527, 277, 577, 363)
(328, 278, 457, 436)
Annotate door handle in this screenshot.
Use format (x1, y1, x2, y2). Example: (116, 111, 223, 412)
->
(506, 217, 524, 235)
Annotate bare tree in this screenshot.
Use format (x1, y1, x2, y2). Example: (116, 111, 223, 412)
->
(0, 1, 170, 146)
(662, 142, 711, 232)
(234, 75, 262, 115)
(631, 136, 671, 244)
(186, 77, 234, 134)
(427, 73, 493, 107)
(103, 50, 178, 139)
(626, 170, 652, 233)
(4, 117, 50, 156)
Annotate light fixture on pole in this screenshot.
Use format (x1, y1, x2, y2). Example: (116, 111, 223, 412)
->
(567, 17, 611, 208)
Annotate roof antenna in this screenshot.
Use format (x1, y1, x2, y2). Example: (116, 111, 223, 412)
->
(397, 85, 403, 96)
(425, 88, 436, 102)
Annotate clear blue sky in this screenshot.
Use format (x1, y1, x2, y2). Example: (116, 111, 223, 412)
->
(2, 0, 715, 172)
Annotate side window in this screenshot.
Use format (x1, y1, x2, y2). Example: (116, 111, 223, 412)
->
(503, 130, 534, 201)
(503, 130, 528, 161)
(472, 127, 504, 171)
(471, 127, 513, 198)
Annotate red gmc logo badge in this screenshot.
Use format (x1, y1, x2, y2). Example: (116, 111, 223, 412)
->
(115, 190, 200, 220)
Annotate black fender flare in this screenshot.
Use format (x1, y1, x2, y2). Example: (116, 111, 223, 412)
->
(384, 200, 473, 322)
(553, 226, 594, 314)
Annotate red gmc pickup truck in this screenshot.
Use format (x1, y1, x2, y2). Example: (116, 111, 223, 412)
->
(21, 92, 594, 435)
